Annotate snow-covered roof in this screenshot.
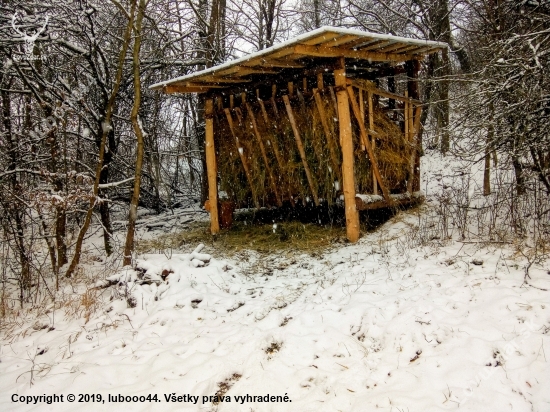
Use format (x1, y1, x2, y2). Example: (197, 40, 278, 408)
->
(150, 26, 447, 94)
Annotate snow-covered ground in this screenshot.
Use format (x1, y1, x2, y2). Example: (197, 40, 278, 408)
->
(1, 152, 549, 411)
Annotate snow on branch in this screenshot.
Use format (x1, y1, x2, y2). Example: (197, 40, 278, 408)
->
(98, 177, 135, 189)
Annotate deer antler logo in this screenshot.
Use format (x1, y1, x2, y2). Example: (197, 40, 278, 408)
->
(11, 12, 49, 56)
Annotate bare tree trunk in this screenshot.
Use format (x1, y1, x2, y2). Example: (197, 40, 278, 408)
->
(1, 87, 30, 297)
(123, 0, 147, 266)
(439, 48, 450, 154)
(65, 0, 137, 278)
(483, 103, 495, 196)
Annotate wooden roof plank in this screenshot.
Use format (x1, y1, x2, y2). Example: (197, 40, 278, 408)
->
(293, 44, 417, 63)
(301, 32, 342, 45)
(151, 27, 447, 93)
(241, 58, 304, 68)
(319, 34, 360, 48)
(359, 39, 395, 51)
(192, 76, 252, 83)
(165, 85, 210, 94)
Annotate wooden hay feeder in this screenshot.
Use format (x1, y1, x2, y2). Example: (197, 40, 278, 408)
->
(151, 27, 447, 242)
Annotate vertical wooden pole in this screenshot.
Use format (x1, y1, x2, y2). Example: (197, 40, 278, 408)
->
(335, 58, 359, 243)
(367, 90, 376, 195)
(317, 73, 324, 90)
(288, 82, 294, 96)
(205, 98, 219, 234)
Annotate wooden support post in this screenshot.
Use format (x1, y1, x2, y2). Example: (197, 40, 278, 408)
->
(303, 77, 307, 93)
(367, 90, 377, 195)
(246, 103, 283, 207)
(335, 61, 360, 243)
(224, 109, 259, 209)
(347, 86, 393, 206)
(313, 88, 342, 184)
(205, 99, 219, 234)
(288, 82, 294, 96)
(241, 92, 246, 105)
(272, 84, 277, 98)
(229, 95, 234, 109)
(282, 95, 319, 206)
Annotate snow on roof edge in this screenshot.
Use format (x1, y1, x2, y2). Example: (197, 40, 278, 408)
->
(149, 26, 448, 90)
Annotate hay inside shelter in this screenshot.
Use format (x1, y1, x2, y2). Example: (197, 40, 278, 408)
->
(215, 87, 411, 209)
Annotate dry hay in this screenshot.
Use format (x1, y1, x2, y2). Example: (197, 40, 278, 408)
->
(215, 87, 410, 208)
(136, 220, 346, 256)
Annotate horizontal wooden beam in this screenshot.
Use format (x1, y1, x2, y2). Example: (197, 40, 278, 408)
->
(321, 34, 360, 48)
(355, 193, 424, 211)
(194, 76, 252, 83)
(350, 79, 422, 105)
(216, 66, 280, 77)
(164, 85, 210, 94)
(185, 82, 225, 88)
(293, 44, 418, 62)
(243, 58, 304, 68)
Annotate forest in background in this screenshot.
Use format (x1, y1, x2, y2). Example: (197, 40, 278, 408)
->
(0, 0, 549, 310)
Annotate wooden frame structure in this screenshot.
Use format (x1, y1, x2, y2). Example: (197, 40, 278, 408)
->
(151, 27, 447, 242)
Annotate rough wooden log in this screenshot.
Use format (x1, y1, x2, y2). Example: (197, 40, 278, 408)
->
(205, 99, 219, 234)
(317, 72, 324, 89)
(282, 95, 320, 206)
(224, 109, 260, 209)
(335, 63, 360, 243)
